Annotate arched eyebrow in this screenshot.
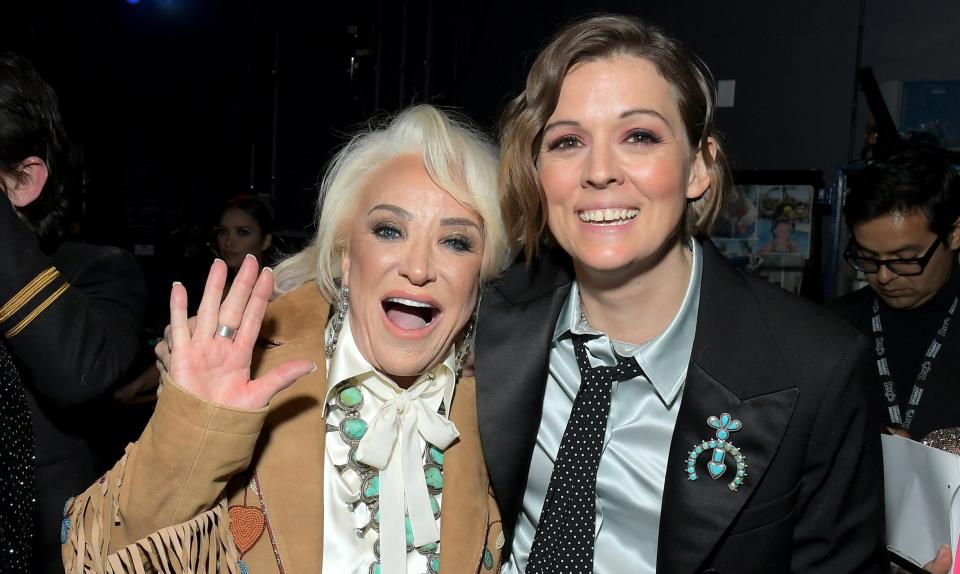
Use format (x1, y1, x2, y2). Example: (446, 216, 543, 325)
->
(543, 108, 671, 135)
(620, 107, 670, 125)
(368, 204, 413, 220)
(440, 217, 481, 232)
(369, 204, 481, 232)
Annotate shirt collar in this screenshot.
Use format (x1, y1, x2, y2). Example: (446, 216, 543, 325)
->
(323, 314, 457, 416)
(552, 240, 703, 404)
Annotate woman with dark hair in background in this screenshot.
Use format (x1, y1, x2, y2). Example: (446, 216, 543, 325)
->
(215, 194, 274, 282)
(0, 52, 147, 573)
(475, 14, 886, 573)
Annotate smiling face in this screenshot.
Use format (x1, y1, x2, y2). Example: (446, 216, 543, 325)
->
(852, 209, 960, 310)
(340, 154, 484, 385)
(537, 55, 710, 279)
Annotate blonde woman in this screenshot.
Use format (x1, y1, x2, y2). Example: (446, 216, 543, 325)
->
(63, 105, 510, 574)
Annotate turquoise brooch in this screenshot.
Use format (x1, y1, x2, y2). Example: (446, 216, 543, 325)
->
(685, 413, 748, 491)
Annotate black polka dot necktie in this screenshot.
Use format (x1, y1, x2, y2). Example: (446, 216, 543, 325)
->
(526, 333, 643, 574)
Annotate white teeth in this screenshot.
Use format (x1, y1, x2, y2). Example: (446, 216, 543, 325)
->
(577, 209, 639, 223)
(385, 297, 435, 309)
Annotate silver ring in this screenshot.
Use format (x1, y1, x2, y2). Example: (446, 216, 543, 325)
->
(215, 323, 237, 339)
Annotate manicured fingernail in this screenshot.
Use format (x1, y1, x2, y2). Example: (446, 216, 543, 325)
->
(245, 253, 257, 260)
(263, 266, 274, 274)
(214, 258, 224, 264)
(172, 281, 182, 287)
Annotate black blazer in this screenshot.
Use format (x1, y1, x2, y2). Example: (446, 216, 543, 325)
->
(475, 239, 887, 573)
(0, 199, 147, 573)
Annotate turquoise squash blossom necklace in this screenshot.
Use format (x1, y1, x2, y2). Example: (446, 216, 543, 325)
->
(327, 382, 445, 574)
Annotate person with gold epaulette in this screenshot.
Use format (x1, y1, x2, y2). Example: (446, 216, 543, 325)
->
(0, 52, 147, 573)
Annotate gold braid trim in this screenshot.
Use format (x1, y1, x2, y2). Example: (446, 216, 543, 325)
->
(5, 282, 69, 337)
(62, 449, 241, 574)
(0, 266, 59, 324)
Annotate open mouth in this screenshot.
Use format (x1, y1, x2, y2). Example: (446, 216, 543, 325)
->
(382, 297, 440, 330)
(577, 208, 639, 226)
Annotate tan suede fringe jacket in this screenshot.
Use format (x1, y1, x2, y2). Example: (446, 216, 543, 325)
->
(61, 282, 504, 573)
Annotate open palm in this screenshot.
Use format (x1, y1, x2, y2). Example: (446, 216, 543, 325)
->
(167, 256, 315, 410)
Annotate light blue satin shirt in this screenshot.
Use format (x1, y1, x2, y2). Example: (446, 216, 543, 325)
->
(503, 242, 703, 574)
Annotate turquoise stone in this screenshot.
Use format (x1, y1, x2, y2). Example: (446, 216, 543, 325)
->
(721, 413, 731, 426)
(371, 563, 381, 574)
(707, 461, 726, 479)
(695, 446, 703, 454)
(373, 508, 381, 526)
(430, 495, 440, 515)
(429, 446, 444, 466)
(483, 547, 494, 569)
(343, 417, 368, 440)
(708, 440, 717, 448)
(363, 475, 380, 498)
(60, 518, 71, 544)
(734, 477, 742, 485)
(430, 555, 441, 573)
(689, 475, 698, 481)
(420, 542, 439, 553)
(405, 516, 414, 547)
(338, 386, 363, 408)
(424, 466, 444, 490)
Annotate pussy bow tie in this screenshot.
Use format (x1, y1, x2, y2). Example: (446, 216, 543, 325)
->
(356, 375, 459, 574)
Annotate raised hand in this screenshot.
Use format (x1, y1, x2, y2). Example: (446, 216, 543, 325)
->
(166, 255, 315, 410)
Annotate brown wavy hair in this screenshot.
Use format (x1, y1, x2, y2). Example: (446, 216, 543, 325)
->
(498, 14, 732, 262)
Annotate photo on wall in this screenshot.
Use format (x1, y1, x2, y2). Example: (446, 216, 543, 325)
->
(713, 185, 759, 239)
(710, 176, 819, 296)
(755, 185, 814, 258)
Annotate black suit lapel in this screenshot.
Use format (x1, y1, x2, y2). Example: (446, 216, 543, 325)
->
(658, 364, 798, 573)
(475, 250, 574, 536)
(657, 240, 800, 573)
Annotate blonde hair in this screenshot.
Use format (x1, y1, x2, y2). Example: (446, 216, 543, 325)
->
(499, 14, 733, 262)
(273, 104, 510, 300)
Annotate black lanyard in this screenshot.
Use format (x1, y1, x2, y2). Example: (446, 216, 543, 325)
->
(871, 296, 959, 430)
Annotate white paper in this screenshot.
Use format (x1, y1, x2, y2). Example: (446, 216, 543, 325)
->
(882, 434, 960, 568)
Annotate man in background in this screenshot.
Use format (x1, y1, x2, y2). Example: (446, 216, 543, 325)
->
(831, 145, 960, 574)
(0, 52, 147, 573)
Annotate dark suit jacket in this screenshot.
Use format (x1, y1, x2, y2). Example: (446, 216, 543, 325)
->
(1, 199, 147, 573)
(475, 239, 887, 573)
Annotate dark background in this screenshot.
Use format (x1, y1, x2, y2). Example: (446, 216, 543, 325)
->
(4, 0, 960, 324)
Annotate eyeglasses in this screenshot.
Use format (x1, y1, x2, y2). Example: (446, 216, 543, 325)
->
(844, 235, 943, 276)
